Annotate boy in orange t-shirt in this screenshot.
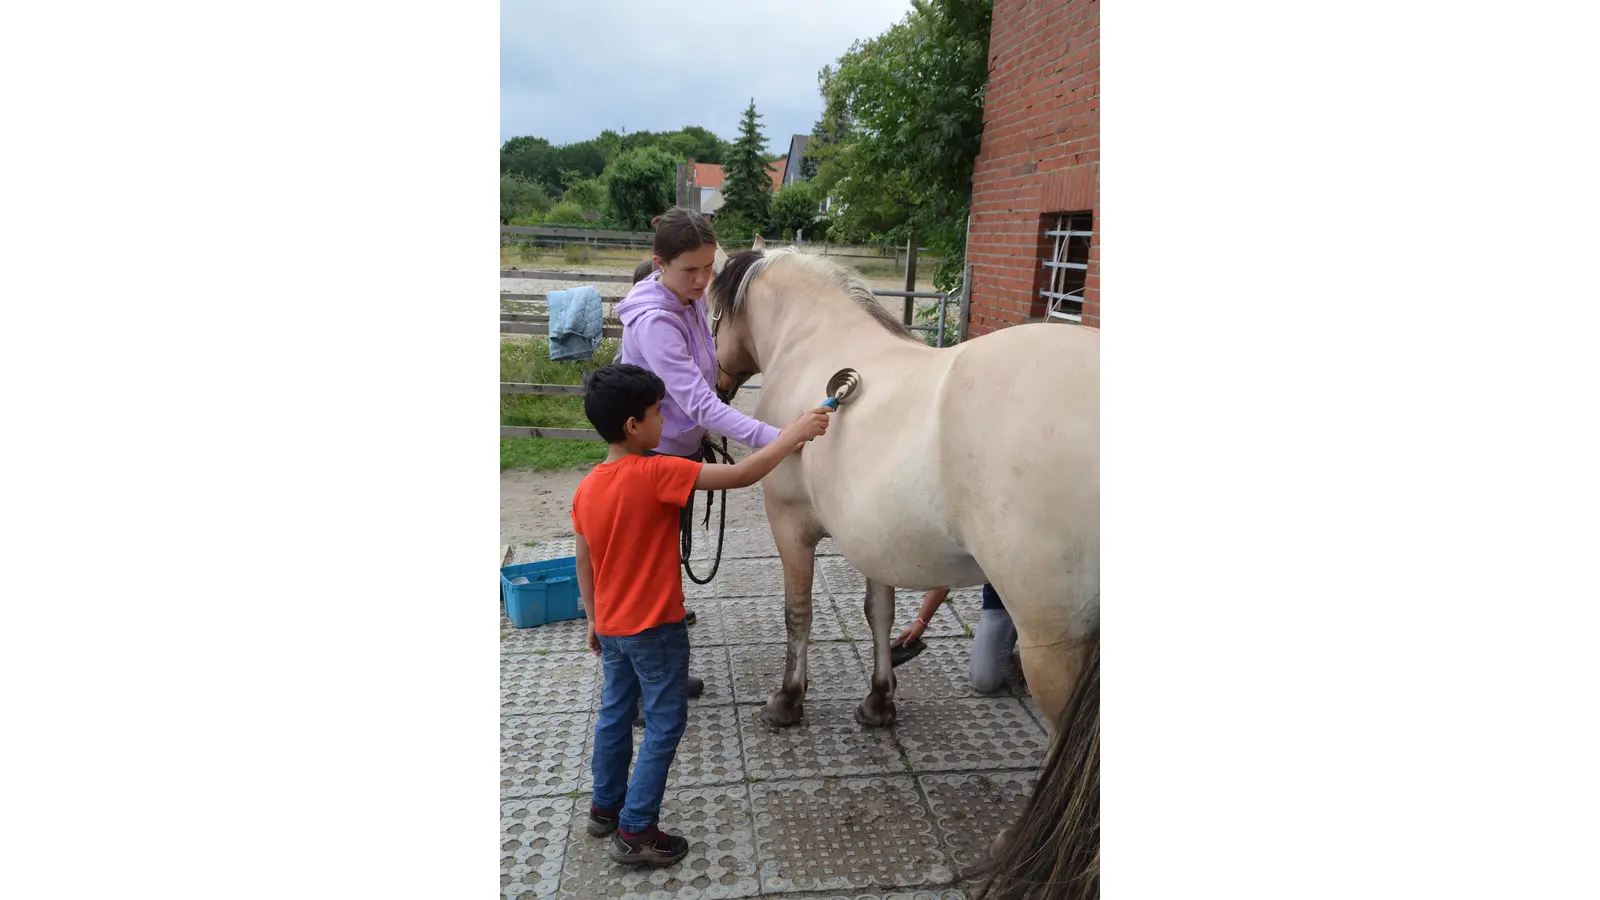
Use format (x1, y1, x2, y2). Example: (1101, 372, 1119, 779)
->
(571, 363, 830, 867)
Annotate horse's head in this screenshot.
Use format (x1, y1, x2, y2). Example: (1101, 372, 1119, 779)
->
(708, 247, 767, 400)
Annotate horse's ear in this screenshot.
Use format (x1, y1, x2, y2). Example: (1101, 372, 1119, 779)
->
(752, 234, 766, 251)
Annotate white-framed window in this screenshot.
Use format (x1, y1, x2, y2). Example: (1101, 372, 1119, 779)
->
(1041, 211, 1093, 322)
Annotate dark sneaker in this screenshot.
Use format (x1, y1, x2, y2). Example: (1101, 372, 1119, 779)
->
(609, 825, 689, 867)
(586, 805, 619, 837)
(684, 608, 697, 626)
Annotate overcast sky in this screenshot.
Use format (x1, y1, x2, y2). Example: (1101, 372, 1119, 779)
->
(500, 0, 914, 155)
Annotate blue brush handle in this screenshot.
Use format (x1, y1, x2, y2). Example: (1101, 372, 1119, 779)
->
(822, 396, 840, 410)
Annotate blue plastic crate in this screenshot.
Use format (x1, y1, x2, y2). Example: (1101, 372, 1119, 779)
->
(500, 557, 584, 628)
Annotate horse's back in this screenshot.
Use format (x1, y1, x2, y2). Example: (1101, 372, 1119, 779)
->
(937, 324, 1100, 616)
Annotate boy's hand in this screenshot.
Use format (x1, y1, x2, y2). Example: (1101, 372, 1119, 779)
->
(781, 407, 832, 446)
(586, 625, 600, 656)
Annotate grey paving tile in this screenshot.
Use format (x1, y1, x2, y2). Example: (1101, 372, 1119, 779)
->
(502, 652, 600, 716)
(557, 786, 760, 899)
(501, 616, 591, 655)
(684, 558, 795, 600)
(750, 777, 953, 893)
(920, 771, 1038, 870)
(579, 703, 747, 791)
(500, 795, 574, 898)
(943, 587, 985, 632)
(896, 699, 1048, 773)
(509, 539, 576, 565)
(728, 642, 868, 704)
(715, 595, 845, 644)
(685, 526, 780, 561)
(816, 557, 865, 598)
(502, 712, 592, 799)
(739, 701, 907, 780)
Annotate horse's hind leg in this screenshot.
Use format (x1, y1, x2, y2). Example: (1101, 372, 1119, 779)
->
(1019, 638, 1089, 739)
(762, 502, 821, 728)
(854, 579, 897, 728)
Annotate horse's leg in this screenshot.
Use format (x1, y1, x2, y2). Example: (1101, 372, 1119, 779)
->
(854, 579, 897, 728)
(762, 502, 819, 728)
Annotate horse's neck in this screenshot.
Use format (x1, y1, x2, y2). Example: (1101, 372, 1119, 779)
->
(754, 293, 924, 406)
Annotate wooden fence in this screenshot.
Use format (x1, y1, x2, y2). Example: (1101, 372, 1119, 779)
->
(501, 226, 943, 271)
(501, 265, 965, 442)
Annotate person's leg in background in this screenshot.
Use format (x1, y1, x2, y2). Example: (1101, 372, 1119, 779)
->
(968, 583, 1019, 694)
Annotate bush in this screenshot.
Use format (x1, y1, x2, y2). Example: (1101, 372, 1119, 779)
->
(767, 182, 821, 239)
(606, 147, 678, 231)
(501, 174, 552, 224)
(562, 177, 609, 215)
(542, 202, 587, 226)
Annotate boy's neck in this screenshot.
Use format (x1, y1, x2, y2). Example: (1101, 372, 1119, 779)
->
(603, 442, 651, 464)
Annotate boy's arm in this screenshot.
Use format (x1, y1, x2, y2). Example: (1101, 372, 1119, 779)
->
(694, 407, 832, 492)
(575, 534, 599, 655)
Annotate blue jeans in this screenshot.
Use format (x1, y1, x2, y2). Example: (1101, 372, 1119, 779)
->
(591, 620, 690, 832)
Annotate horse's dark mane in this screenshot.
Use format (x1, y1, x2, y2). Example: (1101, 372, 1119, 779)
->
(710, 247, 917, 342)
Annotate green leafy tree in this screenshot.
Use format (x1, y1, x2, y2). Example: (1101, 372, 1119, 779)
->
(562, 178, 609, 215)
(501, 174, 552, 224)
(606, 147, 678, 230)
(817, 0, 992, 289)
(501, 136, 561, 192)
(767, 182, 822, 238)
(720, 99, 773, 229)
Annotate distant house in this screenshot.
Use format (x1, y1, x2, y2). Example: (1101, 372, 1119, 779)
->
(675, 157, 791, 217)
(781, 135, 810, 185)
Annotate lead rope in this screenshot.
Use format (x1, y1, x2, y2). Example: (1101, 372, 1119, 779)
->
(681, 435, 734, 585)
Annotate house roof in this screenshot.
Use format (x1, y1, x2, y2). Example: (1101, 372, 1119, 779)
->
(693, 161, 725, 189)
(690, 157, 786, 194)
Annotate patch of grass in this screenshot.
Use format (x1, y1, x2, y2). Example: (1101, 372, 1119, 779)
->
(521, 540, 539, 548)
(744, 776, 763, 784)
(500, 337, 619, 471)
(564, 790, 583, 799)
(531, 649, 550, 656)
(963, 624, 974, 638)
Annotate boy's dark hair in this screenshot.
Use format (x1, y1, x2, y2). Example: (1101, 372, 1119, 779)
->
(652, 206, 717, 264)
(632, 259, 657, 284)
(583, 364, 666, 443)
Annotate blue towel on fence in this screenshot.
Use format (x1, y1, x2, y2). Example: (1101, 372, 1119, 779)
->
(546, 286, 604, 361)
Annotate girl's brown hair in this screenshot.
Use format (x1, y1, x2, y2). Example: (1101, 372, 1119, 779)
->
(652, 207, 717, 264)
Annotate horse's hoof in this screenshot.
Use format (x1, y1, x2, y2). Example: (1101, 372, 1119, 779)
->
(762, 694, 804, 728)
(854, 696, 897, 728)
(989, 826, 1014, 860)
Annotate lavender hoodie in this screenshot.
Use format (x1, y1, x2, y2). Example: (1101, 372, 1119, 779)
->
(616, 273, 780, 457)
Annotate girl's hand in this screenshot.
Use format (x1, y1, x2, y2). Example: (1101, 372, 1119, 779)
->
(894, 618, 928, 648)
(586, 625, 601, 656)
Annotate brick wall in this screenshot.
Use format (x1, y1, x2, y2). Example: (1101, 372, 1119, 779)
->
(966, 0, 1099, 335)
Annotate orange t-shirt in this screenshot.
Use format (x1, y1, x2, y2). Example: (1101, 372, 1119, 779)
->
(570, 454, 704, 636)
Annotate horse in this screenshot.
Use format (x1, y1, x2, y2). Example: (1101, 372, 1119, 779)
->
(706, 244, 1099, 736)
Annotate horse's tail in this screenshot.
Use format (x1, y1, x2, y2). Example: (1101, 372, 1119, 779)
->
(978, 630, 1100, 900)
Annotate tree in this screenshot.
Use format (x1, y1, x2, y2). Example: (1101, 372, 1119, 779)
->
(501, 174, 552, 224)
(768, 182, 822, 238)
(720, 99, 773, 229)
(562, 178, 608, 215)
(501, 136, 560, 192)
(606, 147, 678, 230)
(816, 0, 993, 289)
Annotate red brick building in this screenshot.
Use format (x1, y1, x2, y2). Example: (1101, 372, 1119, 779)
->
(965, 0, 1099, 334)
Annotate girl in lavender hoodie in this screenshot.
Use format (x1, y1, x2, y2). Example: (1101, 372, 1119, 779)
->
(613, 208, 781, 720)
(616, 207, 780, 456)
